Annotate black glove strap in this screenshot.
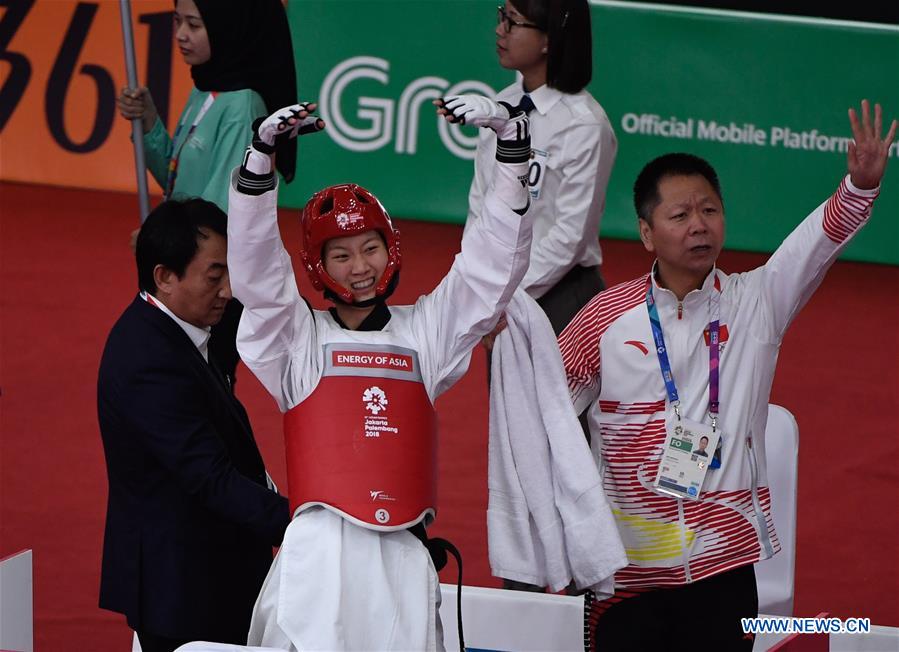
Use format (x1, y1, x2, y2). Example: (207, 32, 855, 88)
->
(237, 148, 276, 195)
(494, 102, 529, 163)
(497, 100, 518, 116)
(251, 117, 277, 155)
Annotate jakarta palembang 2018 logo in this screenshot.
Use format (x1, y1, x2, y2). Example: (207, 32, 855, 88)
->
(363, 386, 389, 415)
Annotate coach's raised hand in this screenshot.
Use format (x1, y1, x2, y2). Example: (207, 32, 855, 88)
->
(847, 99, 896, 190)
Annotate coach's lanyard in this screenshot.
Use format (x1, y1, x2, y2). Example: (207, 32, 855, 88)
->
(645, 281, 720, 430)
(164, 92, 216, 199)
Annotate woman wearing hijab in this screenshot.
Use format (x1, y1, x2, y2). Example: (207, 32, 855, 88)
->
(117, 0, 297, 384)
(116, 0, 297, 211)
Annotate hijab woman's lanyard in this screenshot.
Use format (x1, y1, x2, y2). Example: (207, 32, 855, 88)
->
(164, 92, 217, 198)
(646, 280, 720, 443)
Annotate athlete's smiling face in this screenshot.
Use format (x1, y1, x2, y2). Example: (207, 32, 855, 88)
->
(323, 230, 389, 303)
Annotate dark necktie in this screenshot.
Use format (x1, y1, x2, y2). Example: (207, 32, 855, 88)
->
(517, 94, 536, 115)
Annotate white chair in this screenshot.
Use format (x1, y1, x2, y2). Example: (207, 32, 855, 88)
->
(0, 549, 33, 652)
(755, 404, 799, 617)
(439, 583, 585, 651)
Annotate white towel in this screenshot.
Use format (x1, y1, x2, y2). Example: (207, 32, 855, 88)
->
(487, 290, 626, 596)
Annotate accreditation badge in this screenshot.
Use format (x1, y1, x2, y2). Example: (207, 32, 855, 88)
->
(653, 412, 722, 500)
(527, 148, 549, 200)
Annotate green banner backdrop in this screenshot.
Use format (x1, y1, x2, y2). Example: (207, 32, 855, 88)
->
(284, 1, 899, 264)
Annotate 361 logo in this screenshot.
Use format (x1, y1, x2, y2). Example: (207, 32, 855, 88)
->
(319, 56, 497, 159)
(0, 1, 176, 151)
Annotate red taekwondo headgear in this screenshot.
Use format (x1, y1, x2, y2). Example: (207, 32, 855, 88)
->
(300, 184, 402, 305)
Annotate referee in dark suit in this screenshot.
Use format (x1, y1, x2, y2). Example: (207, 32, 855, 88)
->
(97, 199, 289, 652)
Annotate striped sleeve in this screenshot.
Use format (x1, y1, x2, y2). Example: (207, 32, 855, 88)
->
(822, 175, 879, 244)
(558, 275, 650, 409)
(558, 296, 603, 402)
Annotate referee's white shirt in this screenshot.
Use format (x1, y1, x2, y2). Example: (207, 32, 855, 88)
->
(466, 82, 617, 299)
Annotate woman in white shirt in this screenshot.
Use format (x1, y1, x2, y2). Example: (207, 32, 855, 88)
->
(470, 0, 617, 335)
(469, 0, 618, 594)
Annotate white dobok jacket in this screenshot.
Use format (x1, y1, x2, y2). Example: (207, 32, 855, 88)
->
(226, 159, 533, 650)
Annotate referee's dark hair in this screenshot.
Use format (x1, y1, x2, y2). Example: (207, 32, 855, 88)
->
(514, 0, 593, 94)
(136, 198, 228, 295)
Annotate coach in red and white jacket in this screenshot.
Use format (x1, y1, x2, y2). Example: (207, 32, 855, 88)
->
(559, 101, 895, 650)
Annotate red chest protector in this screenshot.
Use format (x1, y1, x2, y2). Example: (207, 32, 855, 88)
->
(284, 342, 438, 531)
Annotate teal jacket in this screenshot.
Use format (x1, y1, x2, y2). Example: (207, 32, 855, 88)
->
(144, 88, 266, 212)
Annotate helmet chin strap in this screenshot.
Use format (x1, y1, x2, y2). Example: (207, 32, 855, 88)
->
(324, 272, 400, 308)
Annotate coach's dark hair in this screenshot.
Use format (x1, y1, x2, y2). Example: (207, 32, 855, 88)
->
(513, 0, 592, 93)
(633, 153, 723, 224)
(136, 198, 227, 295)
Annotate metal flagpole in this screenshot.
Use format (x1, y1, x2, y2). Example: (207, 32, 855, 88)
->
(118, 0, 151, 223)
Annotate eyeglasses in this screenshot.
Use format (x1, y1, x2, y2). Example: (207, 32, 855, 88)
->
(496, 6, 542, 33)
